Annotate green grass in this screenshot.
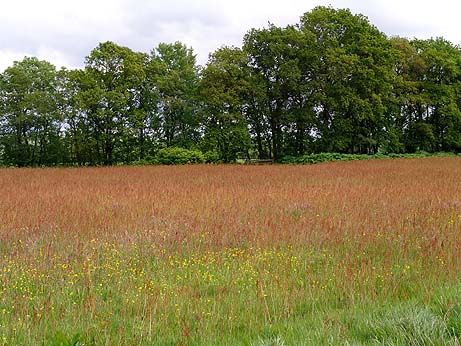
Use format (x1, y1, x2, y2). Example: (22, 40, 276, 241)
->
(1, 242, 461, 345)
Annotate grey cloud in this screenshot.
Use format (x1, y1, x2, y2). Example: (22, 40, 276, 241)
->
(1, 0, 460, 71)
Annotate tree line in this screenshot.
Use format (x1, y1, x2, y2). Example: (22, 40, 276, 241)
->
(1, 6, 461, 166)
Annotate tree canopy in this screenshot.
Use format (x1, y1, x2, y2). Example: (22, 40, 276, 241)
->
(1, 6, 461, 166)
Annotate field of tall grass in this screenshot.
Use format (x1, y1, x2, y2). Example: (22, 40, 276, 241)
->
(1, 157, 461, 345)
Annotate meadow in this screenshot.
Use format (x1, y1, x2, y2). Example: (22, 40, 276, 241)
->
(0, 157, 461, 345)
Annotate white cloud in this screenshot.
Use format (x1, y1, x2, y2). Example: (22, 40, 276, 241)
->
(0, 50, 31, 71)
(1, 0, 460, 71)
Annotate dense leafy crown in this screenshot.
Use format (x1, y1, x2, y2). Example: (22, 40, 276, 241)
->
(1, 7, 460, 166)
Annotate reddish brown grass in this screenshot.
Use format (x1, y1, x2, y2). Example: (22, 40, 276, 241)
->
(1, 158, 460, 257)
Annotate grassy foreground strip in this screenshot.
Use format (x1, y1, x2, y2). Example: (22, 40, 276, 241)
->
(1, 158, 461, 345)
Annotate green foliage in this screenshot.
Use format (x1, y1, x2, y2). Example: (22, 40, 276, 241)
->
(1, 7, 461, 166)
(76, 41, 147, 165)
(299, 7, 395, 155)
(149, 42, 200, 148)
(278, 151, 457, 164)
(244, 24, 307, 160)
(155, 147, 205, 165)
(203, 150, 221, 163)
(405, 122, 436, 152)
(280, 152, 374, 164)
(0, 57, 68, 166)
(44, 332, 86, 346)
(199, 47, 252, 162)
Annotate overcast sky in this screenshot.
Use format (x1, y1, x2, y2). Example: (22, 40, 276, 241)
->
(1, 0, 460, 71)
